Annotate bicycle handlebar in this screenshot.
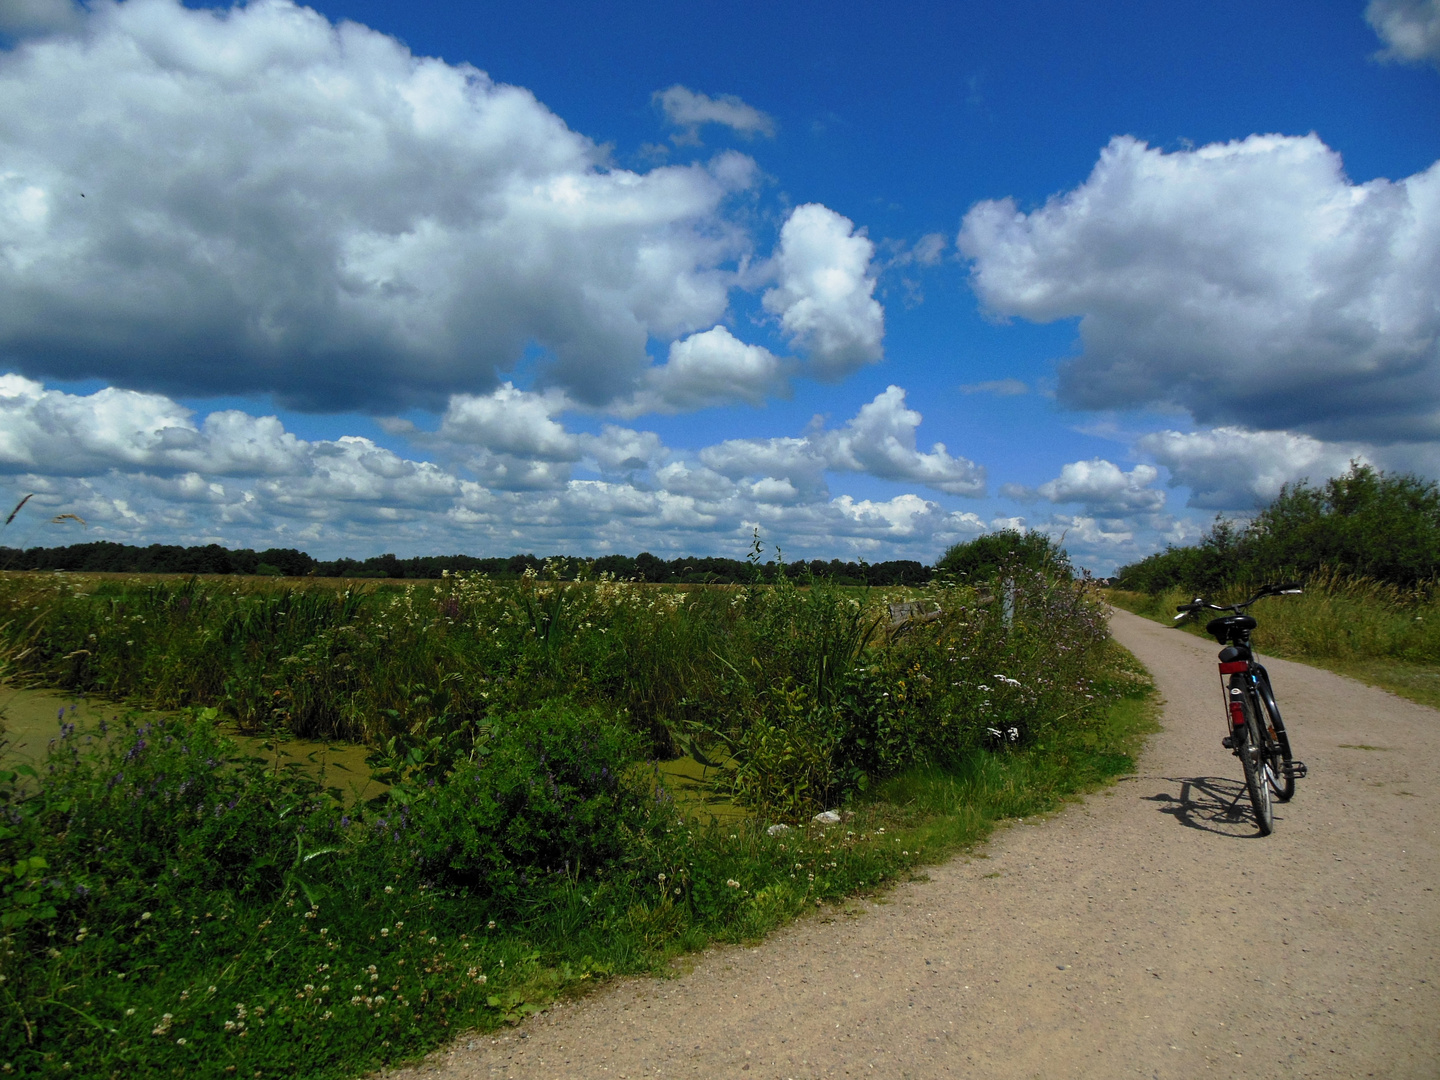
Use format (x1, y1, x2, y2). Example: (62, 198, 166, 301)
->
(1172, 581, 1303, 621)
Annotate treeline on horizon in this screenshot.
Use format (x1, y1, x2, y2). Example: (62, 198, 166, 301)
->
(0, 540, 933, 586)
(1114, 463, 1440, 594)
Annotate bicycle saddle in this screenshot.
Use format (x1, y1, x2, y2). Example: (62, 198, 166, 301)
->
(1206, 614, 1256, 643)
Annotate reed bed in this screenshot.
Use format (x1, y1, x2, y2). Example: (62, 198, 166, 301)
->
(0, 567, 1113, 807)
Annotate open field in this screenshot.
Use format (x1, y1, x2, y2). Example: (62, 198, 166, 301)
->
(0, 570, 1155, 1078)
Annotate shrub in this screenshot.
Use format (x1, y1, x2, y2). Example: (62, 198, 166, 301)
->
(395, 702, 660, 908)
(0, 708, 345, 962)
(937, 528, 1072, 582)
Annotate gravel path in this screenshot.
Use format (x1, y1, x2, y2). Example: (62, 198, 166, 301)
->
(389, 608, 1439, 1079)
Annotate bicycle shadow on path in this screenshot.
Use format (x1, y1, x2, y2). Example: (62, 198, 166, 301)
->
(1141, 774, 1276, 838)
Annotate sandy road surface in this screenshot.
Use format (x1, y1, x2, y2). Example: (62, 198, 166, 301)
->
(389, 608, 1439, 1079)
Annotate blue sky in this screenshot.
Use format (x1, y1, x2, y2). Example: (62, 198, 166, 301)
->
(1, 0, 1438, 571)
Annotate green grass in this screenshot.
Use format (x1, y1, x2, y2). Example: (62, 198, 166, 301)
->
(1106, 577, 1440, 710)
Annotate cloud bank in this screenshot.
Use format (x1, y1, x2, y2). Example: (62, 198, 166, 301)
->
(0, 0, 877, 413)
(0, 376, 983, 560)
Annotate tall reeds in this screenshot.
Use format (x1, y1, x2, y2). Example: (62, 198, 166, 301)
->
(0, 566, 1113, 816)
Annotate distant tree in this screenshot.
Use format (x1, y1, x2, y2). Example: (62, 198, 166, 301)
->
(592, 554, 639, 579)
(256, 547, 317, 576)
(1112, 516, 1241, 595)
(936, 529, 1071, 582)
(634, 552, 669, 582)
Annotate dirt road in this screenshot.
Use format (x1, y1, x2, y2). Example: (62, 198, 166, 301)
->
(392, 608, 1439, 1079)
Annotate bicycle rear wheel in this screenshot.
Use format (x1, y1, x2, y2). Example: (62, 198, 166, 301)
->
(1229, 675, 1273, 835)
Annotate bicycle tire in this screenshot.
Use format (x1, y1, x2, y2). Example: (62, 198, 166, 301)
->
(1256, 675, 1295, 802)
(1229, 675, 1273, 835)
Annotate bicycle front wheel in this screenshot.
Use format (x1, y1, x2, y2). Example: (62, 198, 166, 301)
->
(1230, 675, 1273, 835)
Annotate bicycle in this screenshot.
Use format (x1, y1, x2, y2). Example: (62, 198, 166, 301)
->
(1174, 583, 1309, 835)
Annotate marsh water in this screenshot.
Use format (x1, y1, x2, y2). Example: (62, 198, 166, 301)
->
(0, 684, 743, 818)
(0, 684, 386, 803)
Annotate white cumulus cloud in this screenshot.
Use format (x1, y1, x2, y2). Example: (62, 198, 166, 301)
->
(701, 385, 984, 497)
(1367, 0, 1440, 67)
(1002, 458, 1166, 515)
(0, 377, 991, 562)
(0, 0, 83, 35)
(763, 204, 885, 380)
(620, 325, 790, 414)
(959, 134, 1440, 442)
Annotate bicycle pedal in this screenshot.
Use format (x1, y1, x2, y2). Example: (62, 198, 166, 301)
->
(1221, 736, 1237, 749)
(1285, 761, 1308, 779)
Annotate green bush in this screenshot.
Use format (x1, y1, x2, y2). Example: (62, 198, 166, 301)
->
(1112, 573, 1440, 665)
(395, 703, 656, 906)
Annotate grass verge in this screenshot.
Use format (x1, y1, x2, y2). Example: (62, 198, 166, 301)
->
(1106, 584, 1440, 711)
(0, 640, 1155, 1080)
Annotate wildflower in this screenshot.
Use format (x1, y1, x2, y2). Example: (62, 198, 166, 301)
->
(487, 921, 496, 930)
(726, 879, 740, 888)
(141, 912, 152, 921)
(384, 885, 393, 894)
(380, 928, 389, 937)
